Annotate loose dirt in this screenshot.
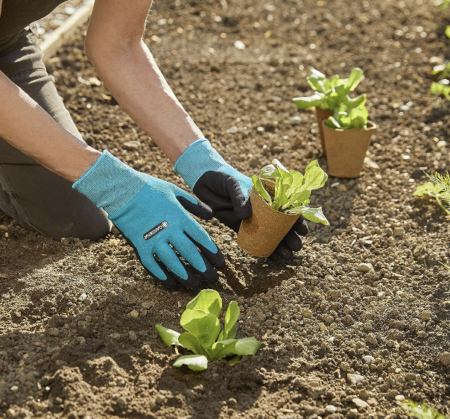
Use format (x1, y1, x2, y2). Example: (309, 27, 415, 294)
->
(1, 0, 449, 418)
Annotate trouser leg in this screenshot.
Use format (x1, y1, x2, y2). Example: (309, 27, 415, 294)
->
(0, 26, 111, 240)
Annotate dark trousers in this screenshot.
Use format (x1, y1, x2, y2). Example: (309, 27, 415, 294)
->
(0, 26, 111, 239)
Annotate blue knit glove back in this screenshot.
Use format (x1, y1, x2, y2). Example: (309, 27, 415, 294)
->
(174, 139, 309, 260)
(174, 139, 252, 232)
(73, 151, 224, 290)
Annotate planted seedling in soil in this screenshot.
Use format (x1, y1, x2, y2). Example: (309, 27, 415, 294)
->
(293, 67, 365, 112)
(399, 400, 446, 419)
(155, 289, 261, 371)
(237, 159, 328, 257)
(413, 172, 450, 215)
(431, 62, 450, 101)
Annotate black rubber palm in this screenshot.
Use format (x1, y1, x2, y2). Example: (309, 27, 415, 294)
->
(193, 171, 308, 260)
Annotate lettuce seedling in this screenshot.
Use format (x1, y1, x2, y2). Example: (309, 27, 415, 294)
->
(293, 67, 366, 111)
(324, 102, 369, 130)
(400, 400, 446, 419)
(155, 289, 261, 371)
(413, 171, 450, 215)
(252, 159, 329, 225)
(431, 62, 450, 101)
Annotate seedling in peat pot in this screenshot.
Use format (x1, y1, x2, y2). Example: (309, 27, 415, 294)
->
(293, 67, 365, 112)
(236, 160, 329, 257)
(254, 159, 329, 222)
(413, 172, 450, 215)
(292, 67, 366, 155)
(321, 101, 377, 178)
(325, 102, 369, 130)
(155, 289, 261, 371)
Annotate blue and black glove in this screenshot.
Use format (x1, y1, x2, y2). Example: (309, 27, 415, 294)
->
(73, 151, 225, 290)
(174, 139, 308, 260)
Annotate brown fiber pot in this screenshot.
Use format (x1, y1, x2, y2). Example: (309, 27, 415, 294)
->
(322, 121, 377, 178)
(315, 107, 334, 156)
(237, 181, 300, 258)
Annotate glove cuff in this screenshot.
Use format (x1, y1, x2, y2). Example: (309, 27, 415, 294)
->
(73, 150, 146, 216)
(174, 139, 229, 189)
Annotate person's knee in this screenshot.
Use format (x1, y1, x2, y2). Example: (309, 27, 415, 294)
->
(40, 208, 112, 241)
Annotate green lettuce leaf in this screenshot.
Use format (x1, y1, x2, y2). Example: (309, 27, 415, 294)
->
(155, 325, 181, 347)
(173, 355, 208, 371)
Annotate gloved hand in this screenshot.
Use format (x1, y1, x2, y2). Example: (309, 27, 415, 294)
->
(174, 139, 308, 260)
(73, 151, 225, 290)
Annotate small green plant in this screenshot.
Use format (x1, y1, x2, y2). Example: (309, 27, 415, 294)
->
(252, 159, 329, 225)
(438, 0, 450, 10)
(155, 290, 261, 371)
(400, 400, 446, 419)
(293, 67, 365, 111)
(430, 2, 450, 99)
(431, 63, 450, 100)
(413, 172, 450, 215)
(324, 102, 369, 130)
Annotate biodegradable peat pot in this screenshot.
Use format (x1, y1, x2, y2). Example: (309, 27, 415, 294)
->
(315, 107, 334, 156)
(237, 181, 300, 258)
(322, 121, 377, 178)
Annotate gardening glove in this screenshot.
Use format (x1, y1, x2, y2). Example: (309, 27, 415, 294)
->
(174, 139, 309, 260)
(73, 151, 225, 290)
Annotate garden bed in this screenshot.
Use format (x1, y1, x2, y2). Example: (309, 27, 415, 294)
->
(0, 0, 449, 417)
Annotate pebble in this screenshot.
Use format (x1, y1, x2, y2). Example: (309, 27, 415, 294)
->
(302, 308, 313, 319)
(395, 395, 405, 401)
(421, 311, 432, 321)
(394, 226, 404, 237)
(363, 355, 375, 364)
(357, 263, 374, 273)
(130, 310, 139, 318)
(48, 328, 59, 337)
(10, 385, 18, 392)
(234, 40, 246, 50)
(352, 397, 369, 408)
(439, 352, 450, 366)
(337, 184, 347, 192)
(325, 405, 337, 413)
(129, 331, 137, 341)
(347, 374, 364, 385)
(222, 234, 232, 242)
(367, 398, 378, 407)
(290, 115, 302, 125)
(141, 301, 152, 309)
(429, 56, 444, 65)
(123, 141, 141, 150)
(340, 361, 350, 371)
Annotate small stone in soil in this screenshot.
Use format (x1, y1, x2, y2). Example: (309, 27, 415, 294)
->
(347, 373, 364, 385)
(439, 352, 450, 365)
(352, 398, 369, 408)
(357, 263, 374, 273)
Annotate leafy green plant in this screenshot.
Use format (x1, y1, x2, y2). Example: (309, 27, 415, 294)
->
(324, 102, 369, 130)
(430, 2, 450, 99)
(155, 289, 261, 371)
(413, 172, 450, 215)
(438, 0, 450, 10)
(431, 63, 450, 100)
(400, 400, 446, 419)
(293, 67, 366, 111)
(252, 159, 329, 225)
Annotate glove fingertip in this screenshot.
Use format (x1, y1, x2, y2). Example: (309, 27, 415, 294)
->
(177, 195, 213, 220)
(294, 217, 309, 237)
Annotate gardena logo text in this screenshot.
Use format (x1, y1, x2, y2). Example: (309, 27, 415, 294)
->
(143, 221, 169, 240)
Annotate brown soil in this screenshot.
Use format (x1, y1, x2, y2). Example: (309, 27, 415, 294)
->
(1, 0, 450, 418)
